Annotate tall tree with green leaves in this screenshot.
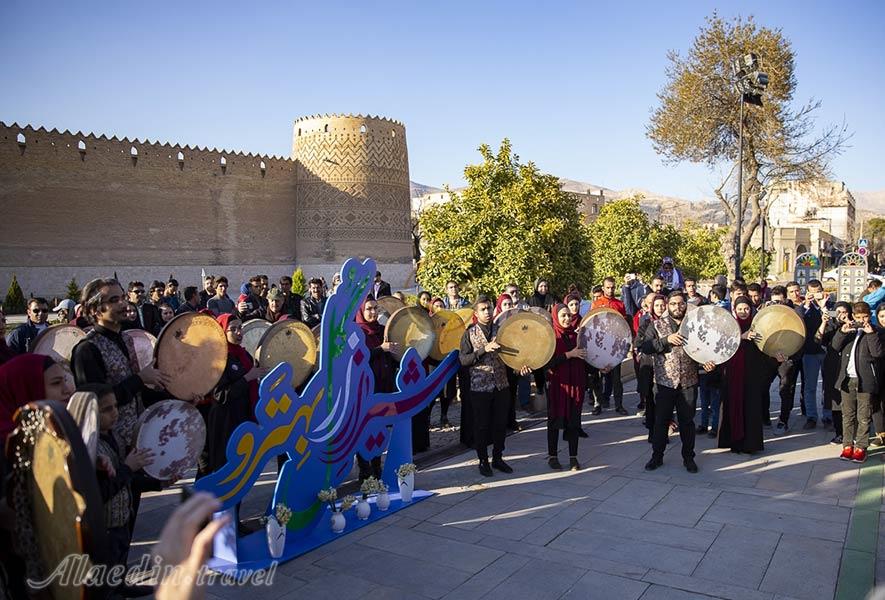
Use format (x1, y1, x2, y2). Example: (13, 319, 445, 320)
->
(648, 13, 848, 279)
(4, 275, 26, 314)
(417, 140, 593, 297)
(66, 278, 80, 301)
(291, 267, 306, 296)
(590, 196, 680, 281)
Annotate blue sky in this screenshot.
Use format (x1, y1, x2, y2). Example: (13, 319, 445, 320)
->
(1, 1, 882, 200)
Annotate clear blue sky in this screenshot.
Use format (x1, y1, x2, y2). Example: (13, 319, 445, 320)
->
(1, 1, 883, 200)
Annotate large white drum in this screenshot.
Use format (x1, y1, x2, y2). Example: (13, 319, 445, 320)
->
(678, 305, 741, 365)
(136, 400, 206, 481)
(578, 308, 632, 370)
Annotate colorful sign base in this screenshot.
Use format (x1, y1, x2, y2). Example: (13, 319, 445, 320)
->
(207, 491, 433, 575)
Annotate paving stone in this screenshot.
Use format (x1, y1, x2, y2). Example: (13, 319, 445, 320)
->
(357, 526, 503, 573)
(713, 491, 850, 524)
(315, 544, 472, 599)
(586, 475, 632, 500)
(560, 569, 650, 600)
(442, 554, 530, 600)
(594, 478, 675, 519)
(276, 572, 375, 600)
(411, 521, 487, 545)
(522, 498, 601, 546)
(643, 569, 775, 600)
(547, 529, 704, 575)
(702, 503, 847, 542)
(478, 533, 649, 579)
(759, 534, 842, 600)
(643, 485, 721, 527)
(572, 511, 718, 552)
(693, 524, 781, 589)
(480, 558, 585, 600)
(639, 584, 719, 600)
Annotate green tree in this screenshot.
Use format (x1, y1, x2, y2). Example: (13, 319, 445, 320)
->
(648, 13, 848, 279)
(676, 223, 726, 280)
(417, 139, 593, 296)
(4, 275, 26, 314)
(865, 217, 885, 269)
(740, 245, 772, 281)
(590, 196, 679, 282)
(291, 267, 306, 296)
(66, 278, 80, 301)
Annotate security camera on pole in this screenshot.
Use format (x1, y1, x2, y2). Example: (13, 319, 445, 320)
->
(732, 53, 769, 279)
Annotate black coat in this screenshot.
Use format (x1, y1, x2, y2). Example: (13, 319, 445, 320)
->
(833, 327, 884, 394)
(121, 303, 163, 336)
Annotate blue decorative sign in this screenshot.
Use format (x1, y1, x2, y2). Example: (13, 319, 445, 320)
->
(196, 257, 458, 568)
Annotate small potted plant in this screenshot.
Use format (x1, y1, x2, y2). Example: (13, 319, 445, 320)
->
(376, 479, 391, 511)
(397, 463, 416, 503)
(357, 477, 379, 520)
(264, 503, 291, 558)
(319, 488, 353, 533)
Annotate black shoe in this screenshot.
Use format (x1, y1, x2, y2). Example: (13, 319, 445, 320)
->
(591, 406, 602, 415)
(684, 458, 699, 473)
(492, 458, 513, 473)
(830, 434, 843, 445)
(803, 419, 817, 430)
(569, 457, 581, 471)
(615, 406, 629, 416)
(578, 428, 589, 438)
(478, 461, 493, 477)
(645, 457, 663, 471)
(548, 456, 563, 470)
(707, 430, 717, 439)
(696, 425, 708, 434)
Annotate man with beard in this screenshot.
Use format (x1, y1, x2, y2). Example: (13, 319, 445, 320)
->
(5, 297, 51, 354)
(642, 291, 716, 473)
(278, 275, 303, 321)
(198, 275, 216, 308)
(301, 278, 327, 327)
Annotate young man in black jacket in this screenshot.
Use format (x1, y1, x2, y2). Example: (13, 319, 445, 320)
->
(832, 301, 883, 463)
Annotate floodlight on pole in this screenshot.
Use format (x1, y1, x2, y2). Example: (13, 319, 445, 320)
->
(731, 52, 769, 280)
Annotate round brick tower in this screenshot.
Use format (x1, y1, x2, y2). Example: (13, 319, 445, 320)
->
(292, 114, 412, 276)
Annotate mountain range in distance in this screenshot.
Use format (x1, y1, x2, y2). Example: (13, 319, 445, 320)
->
(411, 180, 885, 225)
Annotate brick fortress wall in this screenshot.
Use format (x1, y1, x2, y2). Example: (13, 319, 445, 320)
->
(0, 115, 415, 299)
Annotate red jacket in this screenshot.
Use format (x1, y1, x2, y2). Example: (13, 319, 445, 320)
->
(592, 296, 626, 318)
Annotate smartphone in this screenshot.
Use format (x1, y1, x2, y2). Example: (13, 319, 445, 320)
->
(827, 310, 838, 319)
(851, 320, 864, 328)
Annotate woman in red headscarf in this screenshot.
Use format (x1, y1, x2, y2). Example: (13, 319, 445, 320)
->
(0, 354, 73, 446)
(545, 304, 588, 470)
(354, 297, 399, 481)
(199, 314, 267, 477)
(717, 296, 782, 454)
(564, 292, 582, 327)
(634, 294, 666, 441)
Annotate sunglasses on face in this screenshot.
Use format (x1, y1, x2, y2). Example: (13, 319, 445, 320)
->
(30, 308, 49, 314)
(133, 289, 145, 295)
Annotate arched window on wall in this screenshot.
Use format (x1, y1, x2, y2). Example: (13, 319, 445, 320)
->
(359, 125, 367, 134)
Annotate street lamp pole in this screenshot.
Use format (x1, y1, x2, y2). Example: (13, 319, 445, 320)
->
(735, 97, 744, 280)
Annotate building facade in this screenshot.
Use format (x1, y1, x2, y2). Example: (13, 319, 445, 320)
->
(0, 114, 414, 298)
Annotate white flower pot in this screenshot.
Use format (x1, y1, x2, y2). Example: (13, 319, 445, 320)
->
(356, 498, 371, 520)
(266, 517, 286, 558)
(330, 511, 346, 534)
(376, 492, 390, 511)
(398, 473, 414, 503)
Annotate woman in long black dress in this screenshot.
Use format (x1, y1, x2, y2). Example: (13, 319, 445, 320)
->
(718, 296, 782, 454)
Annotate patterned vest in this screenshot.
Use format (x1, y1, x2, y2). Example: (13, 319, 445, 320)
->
(86, 331, 143, 449)
(467, 324, 508, 392)
(97, 435, 132, 529)
(651, 316, 699, 389)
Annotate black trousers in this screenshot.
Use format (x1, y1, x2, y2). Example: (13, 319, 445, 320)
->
(652, 385, 697, 461)
(471, 387, 510, 461)
(777, 358, 802, 425)
(547, 422, 579, 457)
(587, 367, 603, 408)
(598, 364, 623, 408)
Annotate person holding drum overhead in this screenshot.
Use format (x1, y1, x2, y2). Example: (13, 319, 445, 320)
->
(71, 278, 171, 452)
(717, 297, 784, 455)
(545, 303, 588, 471)
(459, 295, 531, 477)
(354, 296, 400, 482)
(641, 291, 716, 473)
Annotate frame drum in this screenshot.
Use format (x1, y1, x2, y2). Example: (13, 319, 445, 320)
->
(241, 319, 272, 359)
(495, 311, 556, 370)
(750, 304, 807, 357)
(136, 400, 206, 481)
(429, 309, 465, 361)
(155, 313, 228, 400)
(678, 305, 741, 365)
(578, 307, 632, 370)
(256, 320, 318, 388)
(384, 306, 436, 361)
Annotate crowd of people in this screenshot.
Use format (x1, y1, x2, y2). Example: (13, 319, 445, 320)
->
(2, 259, 885, 597)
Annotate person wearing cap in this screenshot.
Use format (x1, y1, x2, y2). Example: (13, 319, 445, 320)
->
(53, 298, 77, 324)
(263, 287, 290, 323)
(5, 297, 51, 354)
(657, 257, 685, 291)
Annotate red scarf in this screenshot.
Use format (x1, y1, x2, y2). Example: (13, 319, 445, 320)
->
(563, 293, 582, 326)
(0, 354, 49, 443)
(548, 304, 586, 419)
(355, 300, 395, 392)
(215, 314, 259, 414)
(494, 293, 512, 318)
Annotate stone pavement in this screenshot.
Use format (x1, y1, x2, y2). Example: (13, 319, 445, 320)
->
(131, 377, 885, 600)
